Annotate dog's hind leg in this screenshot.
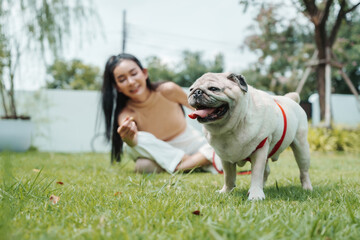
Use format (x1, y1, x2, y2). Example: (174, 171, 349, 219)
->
(290, 131, 313, 191)
(263, 162, 270, 187)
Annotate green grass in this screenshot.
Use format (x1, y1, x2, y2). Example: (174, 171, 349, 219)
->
(1, 150, 359, 240)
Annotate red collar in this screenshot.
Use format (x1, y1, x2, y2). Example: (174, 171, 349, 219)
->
(212, 100, 287, 174)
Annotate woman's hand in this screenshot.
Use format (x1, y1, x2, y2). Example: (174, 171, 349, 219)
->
(117, 116, 138, 147)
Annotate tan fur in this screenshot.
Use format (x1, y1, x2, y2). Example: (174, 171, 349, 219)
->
(284, 92, 300, 104)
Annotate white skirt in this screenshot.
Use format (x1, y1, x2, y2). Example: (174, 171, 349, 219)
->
(123, 124, 222, 174)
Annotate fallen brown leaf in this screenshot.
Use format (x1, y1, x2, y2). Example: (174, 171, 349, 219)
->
(49, 195, 60, 204)
(56, 181, 64, 185)
(192, 210, 202, 216)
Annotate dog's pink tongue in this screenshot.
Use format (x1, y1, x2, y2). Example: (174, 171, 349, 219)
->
(188, 108, 215, 119)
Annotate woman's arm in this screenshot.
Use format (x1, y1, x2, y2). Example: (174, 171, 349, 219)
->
(157, 82, 194, 110)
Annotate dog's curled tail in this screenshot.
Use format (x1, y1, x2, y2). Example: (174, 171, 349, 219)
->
(284, 92, 300, 104)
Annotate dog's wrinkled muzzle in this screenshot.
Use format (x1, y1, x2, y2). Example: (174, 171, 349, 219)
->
(193, 89, 203, 98)
(188, 88, 206, 108)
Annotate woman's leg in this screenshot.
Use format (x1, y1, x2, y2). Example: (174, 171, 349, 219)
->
(125, 131, 216, 174)
(135, 158, 165, 173)
(134, 153, 210, 173)
(175, 152, 210, 171)
(167, 124, 222, 173)
(124, 131, 185, 173)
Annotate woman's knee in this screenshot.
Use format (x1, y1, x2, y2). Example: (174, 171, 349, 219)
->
(134, 158, 165, 173)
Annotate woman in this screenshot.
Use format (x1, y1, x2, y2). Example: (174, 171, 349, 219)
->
(101, 53, 222, 173)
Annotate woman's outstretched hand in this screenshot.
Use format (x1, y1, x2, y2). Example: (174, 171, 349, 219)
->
(118, 116, 138, 147)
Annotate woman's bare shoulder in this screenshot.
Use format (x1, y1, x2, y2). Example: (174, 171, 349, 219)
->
(156, 82, 185, 101)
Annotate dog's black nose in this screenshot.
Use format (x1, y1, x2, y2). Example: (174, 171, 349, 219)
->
(193, 89, 203, 98)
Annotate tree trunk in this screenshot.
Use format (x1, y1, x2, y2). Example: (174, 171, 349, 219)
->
(314, 21, 327, 120)
(0, 81, 9, 117)
(9, 58, 17, 118)
(317, 64, 326, 119)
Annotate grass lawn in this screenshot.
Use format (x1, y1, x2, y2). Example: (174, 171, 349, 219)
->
(1, 150, 359, 239)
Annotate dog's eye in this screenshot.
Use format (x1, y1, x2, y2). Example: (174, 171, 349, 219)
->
(189, 88, 193, 92)
(208, 87, 220, 92)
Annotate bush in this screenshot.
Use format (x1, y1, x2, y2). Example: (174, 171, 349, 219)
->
(308, 126, 360, 153)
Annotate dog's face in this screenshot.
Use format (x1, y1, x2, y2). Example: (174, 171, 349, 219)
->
(188, 73, 248, 125)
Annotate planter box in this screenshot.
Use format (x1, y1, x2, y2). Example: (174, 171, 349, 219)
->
(0, 119, 33, 152)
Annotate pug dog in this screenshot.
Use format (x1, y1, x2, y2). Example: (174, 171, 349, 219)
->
(188, 73, 313, 200)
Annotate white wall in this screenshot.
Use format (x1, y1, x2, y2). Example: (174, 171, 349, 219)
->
(3, 89, 203, 153)
(308, 93, 360, 127)
(8, 89, 109, 152)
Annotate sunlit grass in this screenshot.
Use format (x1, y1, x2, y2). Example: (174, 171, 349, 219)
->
(1, 150, 359, 239)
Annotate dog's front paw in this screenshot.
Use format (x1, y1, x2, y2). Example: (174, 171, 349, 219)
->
(247, 186, 265, 200)
(217, 185, 235, 194)
(302, 183, 313, 191)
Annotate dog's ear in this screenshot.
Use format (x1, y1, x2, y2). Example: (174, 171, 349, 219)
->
(227, 73, 248, 92)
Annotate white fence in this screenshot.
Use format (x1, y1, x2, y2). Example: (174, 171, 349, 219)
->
(1, 90, 359, 152)
(11, 89, 110, 152)
(309, 93, 360, 127)
(1, 89, 203, 153)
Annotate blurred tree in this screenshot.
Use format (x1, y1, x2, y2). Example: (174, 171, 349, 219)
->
(145, 56, 176, 82)
(46, 59, 101, 90)
(144, 51, 224, 87)
(174, 51, 224, 87)
(242, 4, 360, 101)
(0, 0, 98, 118)
(243, 4, 316, 99)
(240, 0, 360, 120)
(332, 12, 360, 94)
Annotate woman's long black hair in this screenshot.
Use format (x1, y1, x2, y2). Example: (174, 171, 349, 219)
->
(101, 53, 156, 163)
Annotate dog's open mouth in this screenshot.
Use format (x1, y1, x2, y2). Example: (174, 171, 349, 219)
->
(188, 104, 229, 122)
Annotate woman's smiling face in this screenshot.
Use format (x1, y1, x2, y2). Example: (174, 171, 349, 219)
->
(113, 59, 150, 102)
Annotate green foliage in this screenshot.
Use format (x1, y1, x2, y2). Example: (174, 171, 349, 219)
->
(332, 12, 360, 94)
(1, 151, 360, 239)
(46, 59, 101, 90)
(174, 51, 224, 87)
(242, 5, 316, 99)
(308, 126, 360, 153)
(145, 50, 224, 87)
(241, 2, 360, 101)
(0, 0, 98, 117)
(145, 56, 176, 82)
